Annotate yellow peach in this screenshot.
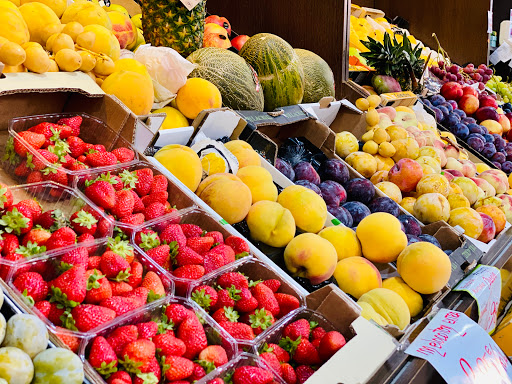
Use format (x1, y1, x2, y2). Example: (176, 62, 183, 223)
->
(318, 226, 361, 261)
(334, 257, 382, 299)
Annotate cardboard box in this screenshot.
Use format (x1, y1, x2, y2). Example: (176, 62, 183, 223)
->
(380, 91, 418, 107)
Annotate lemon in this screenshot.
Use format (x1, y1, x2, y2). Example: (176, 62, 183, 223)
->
(153, 106, 189, 130)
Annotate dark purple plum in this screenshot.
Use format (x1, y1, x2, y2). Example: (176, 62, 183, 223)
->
(344, 178, 375, 204)
(462, 117, 476, 125)
(431, 107, 443, 122)
(294, 161, 321, 185)
(407, 234, 422, 245)
(453, 109, 467, 118)
(438, 105, 449, 120)
(441, 102, 453, 112)
(492, 152, 506, 164)
(423, 99, 433, 108)
(467, 136, 485, 152)
(319, 180, 347, 206)
(493, 161, 502, 170)
(327, 205, 353, 227)
(430, 94, 446, 106)
(468, 124, 485, 135)
(319, 159, 350, 185)
(482, 143, 497, 159)
(447, 100, 458, 109)
(397, 214, 422, 236)
(418, 234, 442, 249)
(368, 197, 400, 216)
(275, 158, 295, 181)
(483, 134, 494, 143)
(495, 138, 506, 152)
(501, 161, 512, 174)
(341, 201, 371, 226)
(444, 113, 461, 127)
(295, 180, 322, 196)
(451, 123, 469, 139)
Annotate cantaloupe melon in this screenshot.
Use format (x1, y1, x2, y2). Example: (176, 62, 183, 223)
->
(295, 48, 335, 103)
(187, 47, 264, 111)
(239, 33, 304, 112)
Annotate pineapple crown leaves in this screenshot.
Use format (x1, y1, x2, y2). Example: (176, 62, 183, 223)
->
(72, 210, 98, 229)
(248, 279, 263, 288)
(87, 269, 105, 290)
(113, 268, 132, 282)
(61, 310, 78, 331)
(249, 308, 273, 331)
(226, 286, 241, 301)
(147, 290, 163, 303)
(223, 306, 239, 322)
(119, 355, 143, 375)
(196, 359, 216, 374)
(278, 335, 302, 355)
(3, 136, 19, 165)
(139, 232, 161, 251)
(25, 153, 35, 170)
(95, 361, 118, 377)
(0, 208, 30, 235)
(135, 372, 158, 384)
(21, 289, 35, 307)
(48, 139, 71, 162)
(0, 187, 9, 209)
(50, 286, 80, 309)
(191, 288, 213, 310)
(157, 313, 175, 335)
(120, 170, 138, 189)
(16, 241, 46, 259)
(107, 236, 134, 259)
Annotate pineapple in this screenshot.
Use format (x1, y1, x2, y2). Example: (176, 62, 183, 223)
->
(140, 0, 206, 57)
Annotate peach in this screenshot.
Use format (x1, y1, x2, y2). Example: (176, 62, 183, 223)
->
(473, 196, 504, 210)
(478, 170, 509, 194)
(357, 288, 411, 330)
(382, 277, 423, 317)
(477, 213, 496, 243)
(400, 197, 416, 215)
(388, 158, 423, 193)
(378, 106, 396, 120)
(416, 174, 450, 197)
(237, 166, 278, 204)
(481, 119, 503, 135)
(335, 131, 359, 158)
(246, 201, 296, 247)
(224, 140, 261, 168)
(333, 257, 382, 299)
(499, 114, 511, 134)
(154, 144, 202, 191)
(415, 156, 441, 173)
(447, 193, 470, 210)
(345, 151, 378, 178)
(470, 177, 496, 198)
(458, 94, 479, 115)
(445, 157, 464, 172)
(413, 193, 450, 223)
(460, 160, 477, 177)
(278, 185, 327, 233)
(419, 164, 436, 176)
(451, 177, 480, 205)
(391, 138, 419, 162)
(397, 242, 452, 294)
(375, 181, 403, 203)
(374, 154, 395, 172)
(445, 169, 465, 178)
(476, 205, 507, 234)
(444, 144, 460, 159)
(448, 207, 484, 239)
(195, 173, 240, 196)
(509, 173, 512, 189)
(449, 182, 464, 196)
(107, 11, 136, 49)
(442, 171, 454, 182)
(476, 163, 492, 173)
(385, 125, 408, 141)
(497, 194, 512, 223)
(319, 226, 361, 261)
(370, 170, 389, 184)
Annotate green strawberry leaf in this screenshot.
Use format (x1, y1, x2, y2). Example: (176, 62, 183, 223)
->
(87, 269, 105, 290)
(119, 170, 138, 189)
(72, 210, 98, 230)
(248, 279, 263, 288)
(191, 288, 213, 310)
(235, 251, 249, 260)
(226, 286, 241, 301)
(157, 314, 175, 335)
(61, 311, 78, 331)
(107, 237, 134, 259)
(113, 268, 132, 282)
(135, 372, 158, 384)
(21, 289, 35, 307)
(3, 137, 19, 165)
(95, 361, 118, 377)
(25, 153, 35, 170)
(16, 241, 46, 259)
(139, 232, 161, 251)
(223, 306, 239, 322)
(119, 356, 143, 374)
(196, 359, 216, 374)
(279, 336, 301, 355)
(249, 308, 273, 331)
(0, 208, 30, 235)
(147, 290, 162, 303)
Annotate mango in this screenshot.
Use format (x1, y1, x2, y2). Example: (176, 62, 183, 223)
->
(246, 201, 296, 248)
(223, 140, 261, 168)
(101, 70, 153, 115)
(382, 277, 423, 317)
(61, 1, 112, 29)
(318, 226, 361, 261)
(358, 288, 411, 330)
(334, 256, 382, 299)
(0, 1, 29, 45)
(19, 2, 60, 46)
(277, 185, 327, 233)
(448, 207, 484, 239)
(413, 193, 450, 224)
(154, 144, 202, 192)
(397, 242, 451, 294)
(237, 166, 278, 203)
(356, 212, 407, 263)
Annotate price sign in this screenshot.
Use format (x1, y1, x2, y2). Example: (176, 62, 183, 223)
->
(406, 309, 512, 384)
(180, 0, 202, 11)
(454, 265, 501, 334)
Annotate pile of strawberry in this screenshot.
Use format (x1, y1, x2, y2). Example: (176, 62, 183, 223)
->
(5, 116, 136, 186)
(133, 222, 251, 295)
(205, 361, 282, 384)
(0, 182, 112, 278)
(256, 318, 347, 384)
(10, 238, 168, 337)
(191, 270, 301, 343)
(83, 167, 177, 230)
(87, 302, 232, 384)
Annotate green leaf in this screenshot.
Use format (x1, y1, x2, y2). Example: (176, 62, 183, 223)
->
(139, 232, 161, 251)
(278, 336, 301, 355)
(72, 210, 98, 230)
(135, 372, 158, 384)
(191, 288, 213, 310)
(113, 268, 132, 282)
(119, 170, 138, 189)
(0, 208, 30, 236)
(226, 286, 241, 301)
(95, 361, 118, 377)
(196, 359, 216, 374)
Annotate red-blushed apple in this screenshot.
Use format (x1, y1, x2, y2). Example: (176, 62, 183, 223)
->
(475, 106, 500, 122)
(477, 212, 496, 243)
(441, 81, 463, 101)
(458, 94, 480, 115)
(479, 95, 499, 109)
(205, 15, 232, 35)
(231, 35, 250, 51)
(462, 86, 478, 97)
(498, 114, 511, 134)
(388, 158, 423, 192)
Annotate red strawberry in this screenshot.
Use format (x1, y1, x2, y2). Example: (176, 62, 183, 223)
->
(16, 199, 42, 222)
(246, 308, 275, 335)
(295, 365, 315, 384)
(13, 272, 48, 304)
(160, 224, 186, 248)
(263, 343, 289, 363)
(57, 116, 82, 136)
(61, 154, 76, 169)
(71, 304, 116, 332)
(97, 217, 114, 239)
(217, 272, 248, 290)
(186, 237, 214, 256)
(119, 213, 145, 227)
(190, 363, 206, 381)
(275, 293, 300, 317)
(1, 233, 18, 256)
(14, 131, 45, 156)
(14, 161, 31, 177)
(141, 271, 166, 300)
(86, 152, 117, 167)
(41, 165, 68, 185)
(110, 175, 123, 191)
(1, 206, 32, 235)
(235, 288, 258, 313)
(87, 255, 101, 270)
(208, 244, 235, 265)
(0, 184, 13, 210)
(204, 231, 223, 245)
(106, 237, 135, 263)
(135, 356, 161, 383)
(212, 307, 239, 323)
(212, 289, 237, 312)
(89, 336, 118, 376)
(126, 261, 143, 288)
(34, 300, 51, 318)
(146, 244, 171, 268)
(100, 251, 131, 281)
(85, 180, 116, 210)
(198, 345, 228, 367)
(77, 233, 95, 245)
(262, 279, 281, 293)
(141, 191, 168, 207)
(252, 283, 280, 317)
(175, 246, 204, 267)
(67, 136, 86, 158)
(318, 331, 346, 361)
(56, 329, 80, 353)
(136, 321, 158, 339)
(177, 314, 208, 359)
(191, 285, 218, 310)
(70, 210, 98, 235)
(100, 296, 140, 316)
(131, 190, 145, 213)
(106, 325, 138, 357)
(122, 286, 149, 307)
(232, 366, 273, 384)
(142, 202, 165, 221)
(203, 251, 226, 274)
(30, 149, 59, 171)
(94, 144, 107, 153)
(68, 161, 88, 172)
(219, 321, 255, 341)
(292, 338, 321, 365)
(134, 229, 159, 248)
(282, 319, 311, 341)
(281, 363, 297, 384)
(150, 174, 168, 193)
(48, 302, 66, 326)
(311, 326, 327, 341)
(165, 304, 193, 326)
(112, 190, 135, 219)
(173, 265, 205, 280)
(60, 247, 89, 270)
(107, 371, 132, 384)
(180, 224, 203, 238)
(134, 168, 153, 196)
(112, 147, 135, 163)
(260, 352, 282, 377)
(153, 333, 186, 357)
(45, 227, 77, 251)
(163, 356, 194, 381)
(26, 170, 44, 184)
(86, 269, 112, 304)
(225, 236, 250, 256)
(22, 227, 51, 246)
(29, 122, 54, 139)
(50, 266, 87, 306)
(121, 339, 156, 372)
(36, 209, 67, 231)
(109, 281, 133, 296)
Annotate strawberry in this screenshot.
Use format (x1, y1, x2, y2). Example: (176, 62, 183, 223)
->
(112, 147, 135, 163)
(48, 302, 66, 326)
(112, 190, 135, 219)
(106, 237, 135, 263)
(34, 300, 51, 318)
(13, 271, 48, 304)
(225, 236, 250, 256)
(212, 289, 238, 312)
(262, 343, 290, 364)
(203, 251, 226, 274)
(163, 356, 194, 381)
(45, 227, 77, 251)
(208, 244, 235, 265)
(55, 327, 80, 353)
(89, 336, 118, 376)
(14, 161, 31, 177)
(177, 314, 208, 359)
(186, 237, 214, 256)
(318, 331, 346, 361)
(219, 321, 255, 341)
(94, 144, 107, 153)
(67, 136, 86, 158)
(247, 308, 275, 335)
(281, 363, 297, 384)
(204, 231, 222, 245)
(121, 339, 156, 373)
(88, 255, 102, 270)
(29, 122, 54, 139)
(119, 213, 145, 227)
(77, 233, 95, 245)
(61, 154, 75, 169)
(141, 271, 165, 301)
(209, 379, 225, 384)
(160, 224, 186, 248)
(135, 356, 161, 384)
(232, 366, 273, 384)
(68, 161, 88, 172)
(252, 283, 280, 317)
(142, 202, 165, 221)
(110, 281, 133, 296)
(311, 338, 321, 350)
(126, 261, 143, 288)
(70, 210, 98, 235)
(275, 293, 300, 317)
(234, 288, 258, 313)
(282, 319, 311, 341)
(26, 170, 44, 184)
(21, 227, 51, 246)
(311, 326, 326, 341)
(100, 251, 131, 281)
(107, 371, 132, 384)
(175, 246, 203, 267)
(191, 285, 218, 310)
(131, 190, 145, 213)
(123, 286, 149, 306)
(134, 168, 153, 197)
(137, 321, 158, 339)
(180, 224, 203, 238)
(86, 269, 112, 304)
(86, 151, 118, 167)
(110, 175, 124, 191)
(212, 307, 239, 323)
(1, 233, 18, 256)
(198, 345, 228, 368)
(41, 165, 68, 185)
(260, 352, 282, 377)
(190, 363, 207, 381)
(217, 272, 249, 290)
(49, 123, 72, 139)
(165, 304, 193, 326)
(85, 180, 117, 210)
(1, 206, 32, 235)
(97, 217, 114, 239)
(100, 296, 141, 316)
(29, 150, 59, 171)
(36, 209, 67, 231)
(153, 333, 186, 357)
(262, 279, 281, 293)
(134, 229, 160, 250)
(146, 244, 171, 268)
(57, 116, 82, 136)
(71, 304, 116, 332)
(60, 246, 89, 271)
(14, 131, 45, 156)
(291, 338, 321, 365)
(106, 325, 139, 357)
(50, 266, 87, 307)
(141, 191, 168, 207)
(173, 265, 205, 280)
(295, 365, 315, 384)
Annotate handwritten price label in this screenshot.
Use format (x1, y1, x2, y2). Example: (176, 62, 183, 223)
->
(406, 309, 512, 384)
(179, 0, 202, 11)
(454, 265, 501, 333)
